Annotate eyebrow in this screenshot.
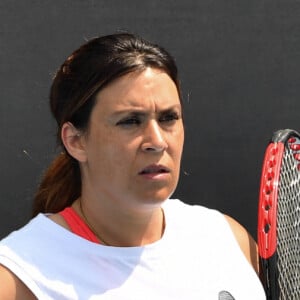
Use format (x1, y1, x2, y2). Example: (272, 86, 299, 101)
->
(111, 104, 182, 117)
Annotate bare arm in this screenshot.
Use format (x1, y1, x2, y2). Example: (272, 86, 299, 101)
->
(224, 215, 259, 274)
(0, 264, 36, 300)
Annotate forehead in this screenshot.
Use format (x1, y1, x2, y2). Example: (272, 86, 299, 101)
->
(94, 68, 180, 113)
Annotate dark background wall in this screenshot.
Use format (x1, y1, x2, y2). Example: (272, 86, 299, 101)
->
(1, 0, 300, 239)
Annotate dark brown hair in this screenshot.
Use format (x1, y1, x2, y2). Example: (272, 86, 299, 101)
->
(32, 33, 181, 216)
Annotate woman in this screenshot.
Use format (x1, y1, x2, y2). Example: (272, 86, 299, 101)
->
(0, 33, 266, 299)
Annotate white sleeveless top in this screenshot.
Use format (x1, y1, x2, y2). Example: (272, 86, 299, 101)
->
(0, 199, 266, 299)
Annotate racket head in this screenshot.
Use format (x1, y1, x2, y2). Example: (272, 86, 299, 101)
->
(258, 129, 300, 299)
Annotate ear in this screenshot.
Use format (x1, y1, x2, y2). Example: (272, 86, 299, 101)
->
(61, 122, 87, 162)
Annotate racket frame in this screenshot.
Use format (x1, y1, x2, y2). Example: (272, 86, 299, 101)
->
(258, 129, 300, 299)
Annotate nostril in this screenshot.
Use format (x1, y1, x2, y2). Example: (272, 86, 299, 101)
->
(141, 143, 167, 152)
(145, 146, 157, 152)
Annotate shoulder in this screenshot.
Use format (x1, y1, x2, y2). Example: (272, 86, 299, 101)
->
(166, 200, 260, 274)
(1, 214, 68, 248)
(164, 199, 217, 216)
(164, 199, 226, 226)
(224, 214, 259, 274)
(0, 264, 36, 300)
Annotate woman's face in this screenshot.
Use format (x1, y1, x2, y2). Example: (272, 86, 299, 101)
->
(79, 68, 184, 212)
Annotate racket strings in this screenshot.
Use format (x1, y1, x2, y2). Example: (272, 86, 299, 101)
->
(277, 146, 300, 299)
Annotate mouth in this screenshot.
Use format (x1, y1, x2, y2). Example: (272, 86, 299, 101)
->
(139, 164, 170, 175)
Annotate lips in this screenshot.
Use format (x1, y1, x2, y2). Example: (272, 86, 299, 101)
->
(139, 164, 170, 175)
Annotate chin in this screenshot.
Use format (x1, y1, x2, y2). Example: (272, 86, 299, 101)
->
(140, 188, 175, 204)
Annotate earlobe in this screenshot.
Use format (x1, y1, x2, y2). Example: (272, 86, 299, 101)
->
(61, 122, 87, 162)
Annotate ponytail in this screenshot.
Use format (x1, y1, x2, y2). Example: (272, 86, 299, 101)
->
(32, 153, 81, 217)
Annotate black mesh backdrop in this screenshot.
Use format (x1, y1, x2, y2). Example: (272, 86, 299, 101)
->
(1, 0, 300, 240)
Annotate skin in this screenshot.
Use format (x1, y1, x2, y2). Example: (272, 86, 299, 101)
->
(0, 67, 259, 298)
(225, 215, 260, 274)
(62, 68, 184, 246)
(0, 266, 36, 300)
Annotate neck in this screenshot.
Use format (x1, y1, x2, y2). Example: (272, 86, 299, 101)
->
(74, 198, 165, 247)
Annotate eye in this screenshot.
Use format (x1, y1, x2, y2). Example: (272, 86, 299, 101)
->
(159, 111, 180, 123)
(116, 115, 142, 127)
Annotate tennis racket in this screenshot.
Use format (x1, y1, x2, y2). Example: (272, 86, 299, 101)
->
(258, 129, 300, 299)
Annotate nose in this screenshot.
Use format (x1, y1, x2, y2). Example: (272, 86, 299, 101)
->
(141, 120, 168, 153)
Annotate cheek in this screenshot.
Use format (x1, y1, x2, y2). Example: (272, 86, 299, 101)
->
(95, 137, 137, 173)
(170, 127, 184, 158)
(87, 143, 128, 184)
(85, 130, 117, 167)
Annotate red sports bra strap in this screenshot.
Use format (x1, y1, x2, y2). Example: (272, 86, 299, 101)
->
(59, 207, 100, 244)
